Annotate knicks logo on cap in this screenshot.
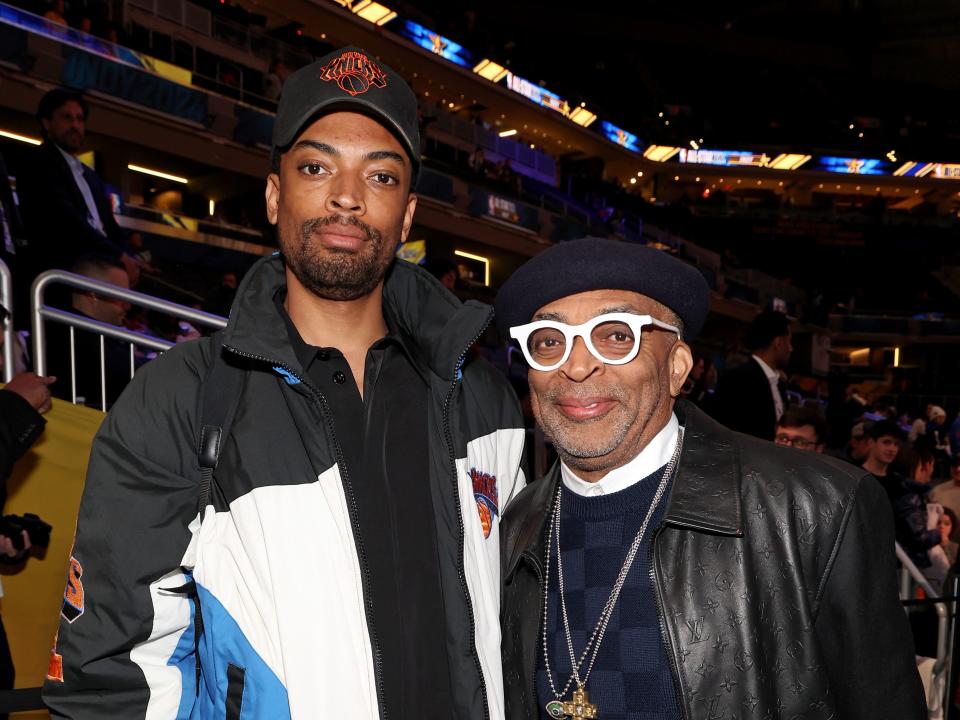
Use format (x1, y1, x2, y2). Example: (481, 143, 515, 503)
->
(319, 50, 388, 96)
(470, 468, 499, 539)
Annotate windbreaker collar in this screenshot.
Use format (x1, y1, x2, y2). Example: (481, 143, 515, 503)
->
(222, 254, 493, 382)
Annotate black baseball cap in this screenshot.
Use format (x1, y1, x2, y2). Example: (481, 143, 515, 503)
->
(271, 46, 420, 180)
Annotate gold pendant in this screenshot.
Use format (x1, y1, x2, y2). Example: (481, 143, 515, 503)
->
(545, 687, 598, 718)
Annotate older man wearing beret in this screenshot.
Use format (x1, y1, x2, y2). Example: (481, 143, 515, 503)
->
(496, 237, 925, 720)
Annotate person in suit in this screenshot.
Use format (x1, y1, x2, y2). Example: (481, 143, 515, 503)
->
(15, 88, 131, 303)
(711, 309, 792, 440)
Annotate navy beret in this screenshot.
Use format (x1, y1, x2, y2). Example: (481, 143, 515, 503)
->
(495, 237, 711, 340)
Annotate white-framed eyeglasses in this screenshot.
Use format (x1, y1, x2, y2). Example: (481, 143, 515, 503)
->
(509, 312, 680, 372)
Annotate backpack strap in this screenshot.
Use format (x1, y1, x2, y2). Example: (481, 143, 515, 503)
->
(197, 331, 244, 520)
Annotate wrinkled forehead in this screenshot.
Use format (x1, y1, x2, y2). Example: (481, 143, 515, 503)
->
(532, 289, 670, 324)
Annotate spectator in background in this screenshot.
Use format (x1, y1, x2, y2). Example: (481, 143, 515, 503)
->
(841, 420, 873, 465)
(682, 353, 717, 410)
(888, 446, 947, 588)
(1, 370, 54, 716)
(931, 457, 960, 519)
(263, 59, 291, 101)
(468, 147, 485, 176)
(907, 404, 947, 445)
(202, 270, 238, 318)
(45, 256, 135, 409)
(711, 310, 792, 440)
(44, 0, 67, 25)
(939, 507, 959, 567)
(16, 89, 133, 296)
(948, 409, 960, 457)
(424, 256, 458, 292)
(126, 231, 158, 278)
(862, 419, 904, 501)
(775, 407, 827, 452)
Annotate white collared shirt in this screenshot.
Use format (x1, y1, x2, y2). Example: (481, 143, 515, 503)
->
(561, 413, 680, 497)
(752, 354, 784, 421)
(56, 144, 105, 236)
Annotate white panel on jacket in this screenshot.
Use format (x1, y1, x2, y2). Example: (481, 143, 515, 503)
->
(458, 427, 527, 720)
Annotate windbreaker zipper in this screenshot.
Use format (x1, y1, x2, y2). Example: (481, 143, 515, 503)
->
(223, 344, 390, 720)
(441, 322, 492, 720)
(650, 525, 688, 719)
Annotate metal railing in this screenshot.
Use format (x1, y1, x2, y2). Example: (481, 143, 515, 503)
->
(897, 543, 953, 718)
(1, 257, 13, 383)
(31, 270, 227, 411)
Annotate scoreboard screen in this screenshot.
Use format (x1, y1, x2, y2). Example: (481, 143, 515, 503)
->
(399, 21, 472, 68)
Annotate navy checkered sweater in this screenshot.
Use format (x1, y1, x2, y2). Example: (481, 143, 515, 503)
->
(535, 464, 680, 720)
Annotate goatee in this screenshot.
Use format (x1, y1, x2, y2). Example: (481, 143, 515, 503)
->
(282, 215, 394, 301)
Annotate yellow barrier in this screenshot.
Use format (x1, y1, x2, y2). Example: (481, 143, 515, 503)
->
(2, 397, 103, 717)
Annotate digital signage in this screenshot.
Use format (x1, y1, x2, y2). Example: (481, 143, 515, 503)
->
(398, 20, 472, 68)
(600, 121, 640, 152)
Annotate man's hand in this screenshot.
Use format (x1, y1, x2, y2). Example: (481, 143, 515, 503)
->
(0, 530, 31, 559)
(6, 372, 56, 414)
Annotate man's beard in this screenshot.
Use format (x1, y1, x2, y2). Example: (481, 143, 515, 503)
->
(282, 214, 394, 300)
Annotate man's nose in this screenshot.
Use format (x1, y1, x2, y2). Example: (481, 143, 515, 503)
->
(558, 336, 602, 382)
(325, 174, 365, 214)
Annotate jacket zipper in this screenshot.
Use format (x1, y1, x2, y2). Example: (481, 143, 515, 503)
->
(650, 525, 688, 720)
(441, 325, 492, 720)
(222, 344, 390, 720)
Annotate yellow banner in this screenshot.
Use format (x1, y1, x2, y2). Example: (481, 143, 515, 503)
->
(1, 397, 102, 705)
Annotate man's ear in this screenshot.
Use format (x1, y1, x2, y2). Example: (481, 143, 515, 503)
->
(400, 193, 418, 243)
(669, 342, 695, 397)
(265, 172, 280, 226)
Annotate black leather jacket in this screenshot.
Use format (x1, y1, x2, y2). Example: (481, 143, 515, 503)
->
(501, 401, 926, 720)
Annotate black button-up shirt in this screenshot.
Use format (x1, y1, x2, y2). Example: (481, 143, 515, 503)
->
(276, 292, 453, 717)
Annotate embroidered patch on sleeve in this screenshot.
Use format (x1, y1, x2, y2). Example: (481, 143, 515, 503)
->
(470, 468, 499, 539)
(61, 556, 85, 623)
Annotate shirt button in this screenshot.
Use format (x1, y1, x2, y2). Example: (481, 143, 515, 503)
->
(332, 370, 346, 384)
(589, 485, 604, 497)
(317, 350, 329, 361)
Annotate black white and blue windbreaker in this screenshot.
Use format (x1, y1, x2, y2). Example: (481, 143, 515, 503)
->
(43, 254, 527, 719)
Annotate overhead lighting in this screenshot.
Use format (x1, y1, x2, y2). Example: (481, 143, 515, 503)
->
(893, 161, 916, 177)
(208, 199, 216, 216)
(454, 250, 490, 286)
(768, 153, 811, 171)
(643, 145, 681, 162)
(350, 0, 397, 25)
(894, 346, 900, 367)
(568, 107, 596, 127)
(0, 129, 41, 145)
(473, 59, 508, 83)
(128, 164, 188, 184)
(630, 177, 637, 184)
(498, 128, 517, 138)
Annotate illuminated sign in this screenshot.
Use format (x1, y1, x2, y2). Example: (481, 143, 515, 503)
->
(504, 72, 571, 116)
(678, 149, 770, 167)
(600, 121, 639, 152)
(816, 157, 887, 175)
(487, 195, 520, 223)
(894, 162, 960, 179)
(399, 20, 472, 68)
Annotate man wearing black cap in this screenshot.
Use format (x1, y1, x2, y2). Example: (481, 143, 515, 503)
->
(44, 47, 525, 719)
(497, 237, 924, 720)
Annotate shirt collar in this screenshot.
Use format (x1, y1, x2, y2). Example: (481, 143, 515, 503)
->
(55, 144, 81, 171)
(272, 288, 421, 378)
(751, 354, 779, 382)
(561, 412, 680, 497)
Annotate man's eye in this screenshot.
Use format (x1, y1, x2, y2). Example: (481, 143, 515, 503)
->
(372, 172, 398, 185)
(299, 163, 326, 176)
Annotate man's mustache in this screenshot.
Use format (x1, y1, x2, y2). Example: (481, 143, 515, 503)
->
(300, 215, 381, 244)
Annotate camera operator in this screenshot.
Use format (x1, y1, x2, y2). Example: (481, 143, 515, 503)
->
(0, 371, 54, 719)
